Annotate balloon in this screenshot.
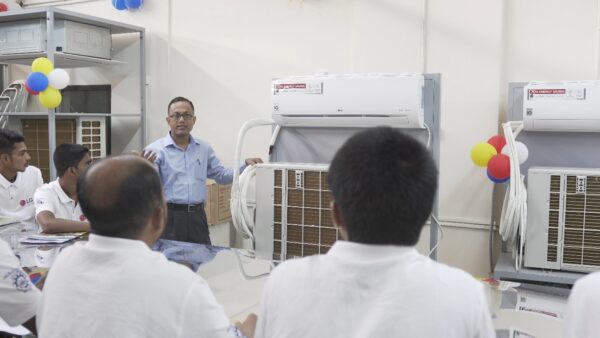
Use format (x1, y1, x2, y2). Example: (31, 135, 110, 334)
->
(470, 142, 497, 167)
(31, 57, 53, 75)
(125, 0, 143, 9)
(488, 154, 511, 180)
(501, 142, 529, 165)
(487, 169, 509, 184)
(26, 72, 49, 92)
(112, 0, 126, 10)
(24, 83, 39, 96)
(0, 3, 8, 12)
(47, 69, 70, 90)
(39, 87, 62, 109)
(487, 135, 506, 153)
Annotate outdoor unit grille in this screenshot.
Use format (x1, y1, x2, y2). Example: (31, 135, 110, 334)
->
(254, 163, 340, 261)
(525, 167, 600, 272)
(77, 117, 106, 160)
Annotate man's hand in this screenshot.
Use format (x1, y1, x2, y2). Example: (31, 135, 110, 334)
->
(245, 158, 263, 166)
(133, 150, 157, 163)
(235, 313, 257, 338)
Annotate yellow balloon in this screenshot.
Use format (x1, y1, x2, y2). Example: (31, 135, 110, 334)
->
(471, 142, 497, 167)
(31, 57, 54, 75)
(39, 87, 62, 109)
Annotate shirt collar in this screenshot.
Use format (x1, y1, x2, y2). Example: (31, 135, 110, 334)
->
(86, 233, 151, 251)
(164, 132, 200, 149)
(50, 179, 74, 204)
(326, 240, 418, 262)
(0, 173, 12, 189)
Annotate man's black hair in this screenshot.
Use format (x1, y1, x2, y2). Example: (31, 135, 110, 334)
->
(0, 129, 25, 155)
(327, 126, 438, 246)
(54, 144, 89, 178)
(77, 156, 164, 239)
(167, 96, 195, 115)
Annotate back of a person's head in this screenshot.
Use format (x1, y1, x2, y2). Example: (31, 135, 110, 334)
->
(0, 129, 25, 155)
(77, 155, 164, 239)
(54, 144, 89, 177)
(328, 126, 438, 246)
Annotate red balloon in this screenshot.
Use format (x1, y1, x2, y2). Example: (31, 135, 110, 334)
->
(487, 135, 506, 153)
(25, 83, 39, 95)
(488, 154, 510, 180)
(0, 3, 8, 12)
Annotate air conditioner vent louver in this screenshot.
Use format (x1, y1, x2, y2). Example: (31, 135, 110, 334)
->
(254, 163, 338, 262)
(527, 169, 600, 272)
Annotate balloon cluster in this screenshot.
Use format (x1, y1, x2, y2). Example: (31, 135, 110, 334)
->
(112, 0, 143, 10)
(25, 58, 70, 109)
(470, 135, 529, 184)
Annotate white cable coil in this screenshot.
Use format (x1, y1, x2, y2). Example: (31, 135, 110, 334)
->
(231, 119, 278, 242)
(499, 121, 527, 270)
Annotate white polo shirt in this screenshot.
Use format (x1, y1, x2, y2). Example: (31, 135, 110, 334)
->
(0, 238, 41, 326)
(38, 234, 238, 338)
(565, 271, 600, 338)
(34, 179, 86, 222)
(0, 166, 43, 231)
(255, 241, 495, 338)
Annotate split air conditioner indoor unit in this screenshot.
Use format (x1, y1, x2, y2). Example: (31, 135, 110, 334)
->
(525, 167, 600, 273)
(252, 163, 340, 261)
(271, 73, 425, 128)
(523, 81, 600, 132)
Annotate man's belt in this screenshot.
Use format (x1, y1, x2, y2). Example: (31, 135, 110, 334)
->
(167, 202, 204, 212)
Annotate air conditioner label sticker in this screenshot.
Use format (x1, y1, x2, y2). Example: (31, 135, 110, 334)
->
(527, 88, 585, 100)
(274, 82, 323, 95)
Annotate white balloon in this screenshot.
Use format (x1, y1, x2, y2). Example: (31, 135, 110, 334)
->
(501, 141, 529, 164)
(47, 69, 70, 90)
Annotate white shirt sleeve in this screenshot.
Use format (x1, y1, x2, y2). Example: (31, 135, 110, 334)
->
(0, 239, 41, 326)
(564, 274, 600, 338)
(472, 284, 495, 338)
(35, 169, 43, 188)
(34, 186, 56, 216)
(178, 280, 237, 338)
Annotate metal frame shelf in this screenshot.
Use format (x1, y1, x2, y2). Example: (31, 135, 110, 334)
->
(0, 7, 145, 179)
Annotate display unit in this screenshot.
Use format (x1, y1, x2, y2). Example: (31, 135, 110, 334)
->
(0, 7, 145, 180)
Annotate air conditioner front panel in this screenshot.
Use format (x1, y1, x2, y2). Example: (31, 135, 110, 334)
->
(272, 73, 425, 129)
(523, 81, 600, 132)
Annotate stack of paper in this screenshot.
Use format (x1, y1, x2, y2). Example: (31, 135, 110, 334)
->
(19, 234, 79, 245)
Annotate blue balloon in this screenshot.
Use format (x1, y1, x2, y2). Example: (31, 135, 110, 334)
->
(26, 72, 49, 92)
(487, 169, 509, 184)
(112, 0, 126, 10)
(125, 0, 143, 9)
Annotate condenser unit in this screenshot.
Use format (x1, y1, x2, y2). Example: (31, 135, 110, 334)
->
(271, 73, 425, 128)
(77, 117, 106, 160)
(253, 163, 341, 261)
(525, 167, 600, 272)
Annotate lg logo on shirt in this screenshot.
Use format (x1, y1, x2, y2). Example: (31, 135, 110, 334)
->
(80, 215, 87, 221)
(19, 198, 33, 207)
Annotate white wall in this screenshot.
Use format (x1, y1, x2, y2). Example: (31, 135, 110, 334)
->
(11, 0, 599, 275)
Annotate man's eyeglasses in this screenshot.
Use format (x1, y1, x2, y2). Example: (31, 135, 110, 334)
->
(168, 113, 194, 121)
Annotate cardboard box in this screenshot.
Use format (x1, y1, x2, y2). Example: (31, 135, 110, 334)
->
(205, 181, 232, 225)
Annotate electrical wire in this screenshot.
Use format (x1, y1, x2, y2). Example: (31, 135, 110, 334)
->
(232, 249, 272, 280)
(499, 121, 527, 270)
(428, 214, 443, 257)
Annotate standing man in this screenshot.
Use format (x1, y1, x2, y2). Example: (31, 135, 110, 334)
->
(0, 129, 43, 231)
(34, 144, 91, 233)
(145, 97, 261, 244)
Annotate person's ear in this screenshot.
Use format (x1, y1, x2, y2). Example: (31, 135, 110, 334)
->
(330, 200, 348, 240)
(0, 153, 9, 164)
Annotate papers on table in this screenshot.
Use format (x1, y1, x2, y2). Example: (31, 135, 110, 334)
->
(19, 233, 84, 245)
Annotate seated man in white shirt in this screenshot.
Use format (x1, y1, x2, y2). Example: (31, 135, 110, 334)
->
(34, 144, 91, 233)
(0, 129, 43, 231)
(255, 127, 495, 338)
(37, 156, 256, 338)
(0, 238, 40, 335)
(564, 271, 600, 337)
